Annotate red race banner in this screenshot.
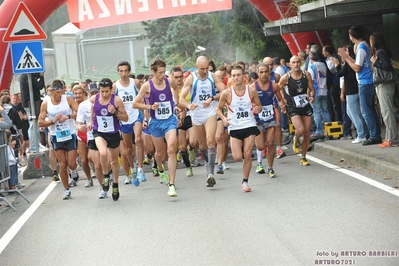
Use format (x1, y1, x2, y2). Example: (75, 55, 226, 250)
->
(67, 0, 232, 29)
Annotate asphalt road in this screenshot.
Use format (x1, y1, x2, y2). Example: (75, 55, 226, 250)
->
(0, 149, 398, 266)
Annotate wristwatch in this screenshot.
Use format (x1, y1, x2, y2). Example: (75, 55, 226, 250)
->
(114, 110, 119, 116)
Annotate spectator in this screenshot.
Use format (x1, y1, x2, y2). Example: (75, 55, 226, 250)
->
(323, 45, 342, 122)
(308, 51, 331, 137)
(338, 26, 382, 146)
(370, 32, 398, 147)
(0, 103, 12, 129)
(304, 42, 316, 70)
(334, 44, 368, 143)
(1, 95, 22, 155)
(6, 129, 24, 191)
(298, 51, 307, 70)
(12, 93, 29, 158)
(19, 72, 45, 152)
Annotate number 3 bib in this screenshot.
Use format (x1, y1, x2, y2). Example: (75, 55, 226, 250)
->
(97, 116, 115, 132)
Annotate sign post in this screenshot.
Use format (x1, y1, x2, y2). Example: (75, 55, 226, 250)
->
(3, 2, 52, 179)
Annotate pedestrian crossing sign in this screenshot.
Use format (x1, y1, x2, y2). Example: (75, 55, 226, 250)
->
(10, 41, 45, 74)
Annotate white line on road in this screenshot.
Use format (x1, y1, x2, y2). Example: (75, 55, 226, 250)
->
(0, 182, 58, 254)
(306, 154, 399, 197)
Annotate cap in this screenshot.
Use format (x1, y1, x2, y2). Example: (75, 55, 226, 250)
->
(89, 82, 99, 93)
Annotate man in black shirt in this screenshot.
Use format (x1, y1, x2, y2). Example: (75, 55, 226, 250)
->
(19, 72, 45, 152)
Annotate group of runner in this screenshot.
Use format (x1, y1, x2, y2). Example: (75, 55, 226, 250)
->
(37, 55, 315, 200)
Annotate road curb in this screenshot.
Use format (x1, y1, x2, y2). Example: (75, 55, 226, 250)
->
(314, 142, 399, 179)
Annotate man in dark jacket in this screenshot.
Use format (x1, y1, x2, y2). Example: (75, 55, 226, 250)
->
(19, 72, 45, 152)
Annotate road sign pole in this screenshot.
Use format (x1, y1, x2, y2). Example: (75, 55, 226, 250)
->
(27, 73, 39, 153)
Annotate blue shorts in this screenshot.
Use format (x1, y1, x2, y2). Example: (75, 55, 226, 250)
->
(120, 112, 143, 134)
(143, 126, 151, 135)
(148, 115, 178, 138)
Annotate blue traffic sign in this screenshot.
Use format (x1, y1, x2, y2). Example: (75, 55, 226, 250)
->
(10, 41, 45, 74)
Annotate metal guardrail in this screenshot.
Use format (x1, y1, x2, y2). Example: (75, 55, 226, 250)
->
(0, 130, 30, 211)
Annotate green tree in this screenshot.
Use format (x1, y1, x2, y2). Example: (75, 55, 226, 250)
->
(141, 0, 291, 66)
(210, 0, 290, 60)
(141, 14, 220, 66)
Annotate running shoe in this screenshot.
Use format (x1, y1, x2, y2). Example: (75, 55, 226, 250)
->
(206, 174, 216, 187)
(62, 189, 71, 200)
(256, 163, 265, 174)
(132, 177, 140, 186)
(379, 139, 398, 148)
(98, 189, 108, 199)
(241, 182, 251, 192)
(299, 157, 310, 166)
(186, 167, 193, 177)
(267, 168, 277, 178)
(143, 156, 151, 165)
(102, 175, 110, 192)
(112, 185, 120, 201)
(71, 169, 79, 182)
(152, 167, 160, 177)
(216, 164, 224, 174)
(351, 137, 366, 144)
(85, 178, 93, 187)
(276, 148, 286, 159)
(52, 171, 60, 182)
(68, 178, 77, 187)
(159, 171, 169, 185)
(16, 183, 25, 189)
(137, 170, 147, 182)
(222, 161, 230, 170)
(124, 176, 131, 185)
(293, 137, 300, 154)
(167, 184, 177, 197)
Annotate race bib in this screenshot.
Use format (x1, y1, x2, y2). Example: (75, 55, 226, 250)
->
(199, 84, 211, 101)
(121, 94, 134, 103)
(155, 102, 172, 120)
(97, 116, 115, 132)
(55, 122, 72, 142)
(235, 105, 251, 124)
(259, 105, 274, 121)
(293, 94, 308, 108)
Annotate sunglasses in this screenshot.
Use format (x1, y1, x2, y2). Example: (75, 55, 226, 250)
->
(99, 81, 112, 87)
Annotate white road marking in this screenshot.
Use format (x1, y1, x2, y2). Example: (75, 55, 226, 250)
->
(306, 154, 399, 197)
(0, 182, 58, 254)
